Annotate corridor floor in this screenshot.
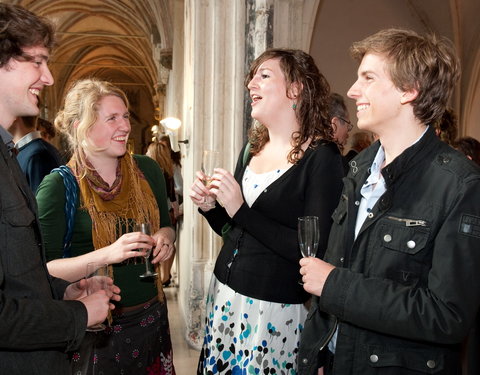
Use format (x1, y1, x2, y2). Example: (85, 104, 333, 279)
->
(165, 286, 200, 374)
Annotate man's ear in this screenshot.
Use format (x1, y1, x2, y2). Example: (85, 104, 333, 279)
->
(400, 87, 418, 105)
(331, 117, 338, 133)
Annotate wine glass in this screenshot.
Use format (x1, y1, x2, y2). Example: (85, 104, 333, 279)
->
(201, 150, 220, 208)
(298, 216, 320, 258)
(135, 223, 158, 278)
(86, 262, 109, 331)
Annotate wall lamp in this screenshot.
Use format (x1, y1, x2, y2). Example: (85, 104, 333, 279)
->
(159, 117, 188, 151)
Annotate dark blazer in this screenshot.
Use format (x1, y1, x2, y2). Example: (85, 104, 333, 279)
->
(0, 139, 87, 374)
(202, 141, 344, 304)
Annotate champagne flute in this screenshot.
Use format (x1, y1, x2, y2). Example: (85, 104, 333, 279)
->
(298, 216, 320, 258)
(298, 216, 320, 285)
(135, 223, 158, 278)
(86, 262, 109, 331)
(201, 150, 220, 208)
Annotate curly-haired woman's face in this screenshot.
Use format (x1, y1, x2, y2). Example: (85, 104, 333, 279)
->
(87, 95, 130, 159)
(247, 58, 293, 126)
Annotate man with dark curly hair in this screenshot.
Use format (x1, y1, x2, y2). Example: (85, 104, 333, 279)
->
(0, 4, 119, 373)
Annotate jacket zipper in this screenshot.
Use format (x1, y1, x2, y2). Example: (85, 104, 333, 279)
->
(319, 317, 338, 351)
(387, 216, 427, 227)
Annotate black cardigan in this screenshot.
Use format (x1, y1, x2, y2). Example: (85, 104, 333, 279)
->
(202, 141, 344, 303)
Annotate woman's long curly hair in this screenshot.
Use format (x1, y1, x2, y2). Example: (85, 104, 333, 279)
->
(245, 48, 333, 163)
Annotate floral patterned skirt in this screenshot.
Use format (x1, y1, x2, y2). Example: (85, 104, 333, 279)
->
(71, 298, 175, 375)
(198, 275, 308, 374)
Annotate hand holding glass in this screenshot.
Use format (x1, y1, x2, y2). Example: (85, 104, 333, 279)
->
(201, 150, 220, 209)
(135, 223, 158, 278)
(298, 216, 320, 258)
(86, 262, 109, 331)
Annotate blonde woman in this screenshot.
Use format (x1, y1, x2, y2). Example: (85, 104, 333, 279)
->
(36, 78, 176, 374)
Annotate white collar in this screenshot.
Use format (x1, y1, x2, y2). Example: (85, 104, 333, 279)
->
(15, 131, 42, 150)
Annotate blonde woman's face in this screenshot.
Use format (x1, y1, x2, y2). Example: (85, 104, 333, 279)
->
(87, 95, 130, 158)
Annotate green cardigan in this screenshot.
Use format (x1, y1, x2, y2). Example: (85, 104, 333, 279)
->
(36, 154, 172, 306)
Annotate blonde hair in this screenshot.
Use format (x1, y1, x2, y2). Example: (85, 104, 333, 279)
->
(55, 78, 129, 171)
(146, 141, 174, 177)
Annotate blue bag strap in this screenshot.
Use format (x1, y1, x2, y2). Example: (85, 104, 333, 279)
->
(50, 165, 78, 258)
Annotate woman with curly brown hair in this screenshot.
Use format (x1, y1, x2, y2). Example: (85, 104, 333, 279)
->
(190, 48, 344, 374)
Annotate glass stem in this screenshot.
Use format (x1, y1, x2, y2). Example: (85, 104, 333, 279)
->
(145, 257, 151, 273)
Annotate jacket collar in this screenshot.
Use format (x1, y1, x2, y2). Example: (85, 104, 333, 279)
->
(349, 126, 439, 186)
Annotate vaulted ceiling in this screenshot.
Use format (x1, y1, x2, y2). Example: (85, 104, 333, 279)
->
(11, 0, 173, 150)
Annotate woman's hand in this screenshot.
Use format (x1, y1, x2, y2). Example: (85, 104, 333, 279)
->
(151, 227, 176, 264)
(189, 170, 216, 212)
(100, 232, 154, 264)
(209, 168, 244, 217)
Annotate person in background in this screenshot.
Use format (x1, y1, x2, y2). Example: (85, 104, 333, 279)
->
(453, 136, 480, 165)
(328, 92, 353, 152)
(146, 140, 179, 287)
(37, 117, 56, 142)
(160, 134, 183, 208)
(434, 106, 457, 145)
(9, 115, 62, 192)
(0, 4, 119, 374)
(453, 135, 480, 375)
(190, 48, 344, 373)
(36, 78, 176, 374)
(343, 130, 373, 164)
(298, 28, 480, 375)
(328, 93, 355, 173)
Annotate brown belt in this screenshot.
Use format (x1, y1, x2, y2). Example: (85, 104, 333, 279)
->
(112, 295, 158, 315)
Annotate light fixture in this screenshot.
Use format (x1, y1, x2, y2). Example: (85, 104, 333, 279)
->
(160, 117, 181, 130)
(159, 117, 188, 150)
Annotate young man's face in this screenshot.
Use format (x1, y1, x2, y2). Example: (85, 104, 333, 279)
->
(347, 53, 404, 136)
(0, 45, 54, 129)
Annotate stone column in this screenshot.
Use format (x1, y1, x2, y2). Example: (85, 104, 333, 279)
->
(180, 0, 246, 349)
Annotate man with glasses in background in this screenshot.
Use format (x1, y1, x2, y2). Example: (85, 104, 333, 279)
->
(328, 92, 354, 172)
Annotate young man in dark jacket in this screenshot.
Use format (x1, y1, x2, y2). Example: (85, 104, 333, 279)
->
(298, 28, 480, 375)
(0, 4, 119, 374)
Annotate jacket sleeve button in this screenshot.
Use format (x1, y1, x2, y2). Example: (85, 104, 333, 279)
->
(369, 354, 379, 363)
(302, 358, 308, 364)
(427, 360, 436, 368)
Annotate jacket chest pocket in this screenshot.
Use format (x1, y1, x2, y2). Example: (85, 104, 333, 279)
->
(365, 345, 445, 374)
(373, 219, 431, 285)
(2, 203, 43, 276)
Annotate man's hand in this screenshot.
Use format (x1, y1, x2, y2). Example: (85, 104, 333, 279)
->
(64, 278, 121, 327)
(299, 257, 335, 296)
